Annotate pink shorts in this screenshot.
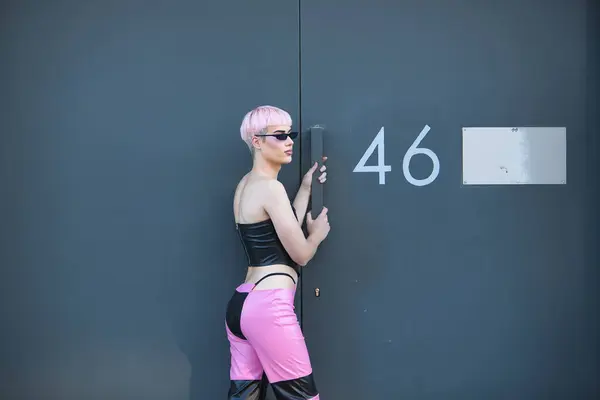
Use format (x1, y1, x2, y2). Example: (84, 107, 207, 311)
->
(225, 273, 320, 399)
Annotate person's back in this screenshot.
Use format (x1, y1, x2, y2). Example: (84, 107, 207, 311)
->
(224, 105, 329, 400)
(234, 173, 301, 289)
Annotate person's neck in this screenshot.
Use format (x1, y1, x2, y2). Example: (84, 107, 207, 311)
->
(251, 156, 281, 179)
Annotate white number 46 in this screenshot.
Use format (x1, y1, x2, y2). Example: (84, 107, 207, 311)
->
(353, 125, 440, 186)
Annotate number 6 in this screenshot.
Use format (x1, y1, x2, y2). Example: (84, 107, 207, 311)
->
(403, 124, 439, 186)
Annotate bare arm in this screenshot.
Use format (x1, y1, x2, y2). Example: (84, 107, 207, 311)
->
(263, 180, 322, 266)
(293, 159, 326, 226)
(292, 185, 310, 226)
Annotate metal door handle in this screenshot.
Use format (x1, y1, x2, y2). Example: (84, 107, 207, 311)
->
(310, 125, 324, 219)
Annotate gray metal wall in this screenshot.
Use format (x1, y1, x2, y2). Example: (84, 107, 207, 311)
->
(1, 1, 597, 399)
(586, 0, 600, 320)
(0, 1, 299, 399)
(300, 0, 599, 398)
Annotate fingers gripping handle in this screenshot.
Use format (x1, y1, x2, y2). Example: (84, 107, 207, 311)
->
(310, 125, 324, 219)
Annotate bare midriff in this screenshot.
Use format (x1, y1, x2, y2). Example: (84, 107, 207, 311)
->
(245, 264, 298, 290)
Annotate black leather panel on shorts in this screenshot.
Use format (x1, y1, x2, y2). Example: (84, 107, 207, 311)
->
(228, 374, 268, 400)
(271, 373, 319, 399)
(225, 290, 249, 340)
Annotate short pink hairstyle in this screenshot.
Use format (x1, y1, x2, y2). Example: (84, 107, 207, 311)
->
(240, 105, 293, 149)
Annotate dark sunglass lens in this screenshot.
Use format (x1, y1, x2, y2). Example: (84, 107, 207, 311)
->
(269, 132, 298, 140)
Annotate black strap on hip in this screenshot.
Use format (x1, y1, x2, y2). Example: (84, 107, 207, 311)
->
(253, 272, 296, 289)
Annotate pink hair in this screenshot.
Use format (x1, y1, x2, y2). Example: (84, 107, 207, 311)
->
(240, 105, 293, 149)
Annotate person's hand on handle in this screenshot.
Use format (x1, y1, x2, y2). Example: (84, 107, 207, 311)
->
(301, 156, 328, 189)
(306, 206, 330, 243)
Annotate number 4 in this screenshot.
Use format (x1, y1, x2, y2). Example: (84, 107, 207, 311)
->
(353, 127, 391, 184)
(353, 125, 440, 186)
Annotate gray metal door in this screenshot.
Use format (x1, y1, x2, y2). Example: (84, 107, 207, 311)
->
(299, 0, 599, 398)
(0, 1, 300, 399)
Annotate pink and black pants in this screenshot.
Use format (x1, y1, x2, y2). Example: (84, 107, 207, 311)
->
(225, 272, 320, 399)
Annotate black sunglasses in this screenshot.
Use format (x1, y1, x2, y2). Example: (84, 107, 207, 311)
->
(255, 131, 298, 141)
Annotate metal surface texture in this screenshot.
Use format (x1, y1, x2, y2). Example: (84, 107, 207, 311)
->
(300, 0, 597, 398)
(0, 1, 299, 399)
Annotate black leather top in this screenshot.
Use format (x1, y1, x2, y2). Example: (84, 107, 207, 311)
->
(235, 207, 299, 273)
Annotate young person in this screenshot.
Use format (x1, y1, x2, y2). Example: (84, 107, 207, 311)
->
(225, 105, 330, 399)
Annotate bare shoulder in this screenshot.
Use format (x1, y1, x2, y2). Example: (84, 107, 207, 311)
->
(264, 178, 286, 193)
(233, 173, 250, 213)
(260, 178, 288, 203)
(237, 173, 251, 191)
(233, 175, 246, 198)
